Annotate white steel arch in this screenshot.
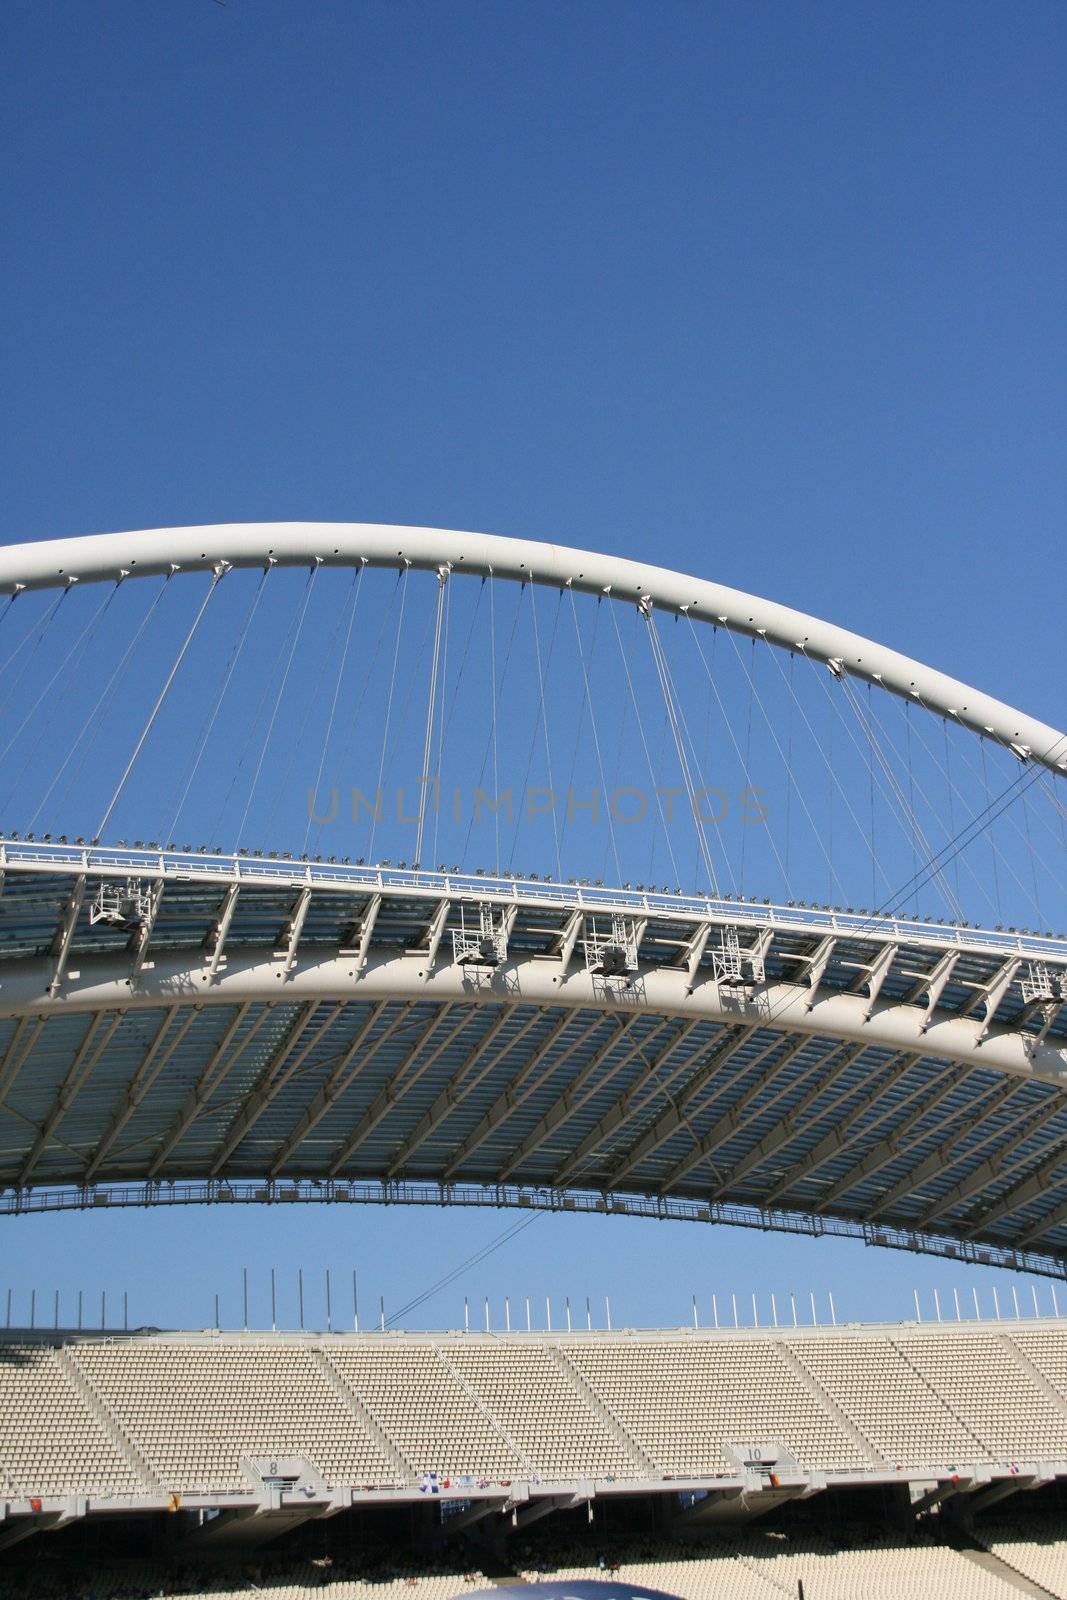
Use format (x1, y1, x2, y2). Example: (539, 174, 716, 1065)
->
(0, 521, 1064, 774)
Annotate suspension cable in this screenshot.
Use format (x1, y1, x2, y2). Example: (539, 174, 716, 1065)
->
(0, 588, 69, 700)
(0, 586, 118, 823)
(795, 649, 920, 908)
(570, 590, 622, 886)
(32, 580, 168, 833)
(906, 693, 1060, 917)
(641, 604, 721, 897)
(368, 564, 409, 862)
(430, 574, 452, 870)
(0, 584, 117, 771)
(414, 566, 449, 872)
(302, 564, 365, 856)
(607, 602, 681, 889)
(459, 581, 522, 872)
(507, 579, 563, 881)
(96, 568, 225, 843)
(836, 673, 967, 921)
(168, 565, 272, 846)
(232, 561, 319, 853)
(489, 571, 501, 873)
(864, 733, 1067, 920)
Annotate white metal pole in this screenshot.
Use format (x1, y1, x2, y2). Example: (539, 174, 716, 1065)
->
(993, 1286, 1001, 1320)
(1053, 1284, 1061, 1318)
(732, 1293, 739, 1329)
(1012, 1285, 1021, 1320)
(810, 1290, 817, 1326)
(484, 1296, 490, 1332)
(933, 1288, 942, 1323)
(913, 1288, 921, 1322)
(952, 1288, 961, 1321)
(505, 1296, 511, 1333)
(605, 1295, 612, 1331)
(586, 1296, 592, 1331)
(379, 1295, 385, 1332)
(712, 1293, 719, 1328)
(566, 1296, 572, 1333)
(692, 1294, 699, 1329)
(751, 1292, 759, 1328)
(464, 1296, 470, 1332)
(770, 1293, 778, 1328)
(790, 1292, 798, 1329)
(828, 1291, 837, 1327)
(972, 1285, 981, 1320)
(1031, 1284, 1041, 1318)
(526, 1296, 532, 1331)
(546, 1295, 552, 1332)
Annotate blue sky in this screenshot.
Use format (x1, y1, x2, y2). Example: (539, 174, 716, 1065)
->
(1, 0, 1064, 1330)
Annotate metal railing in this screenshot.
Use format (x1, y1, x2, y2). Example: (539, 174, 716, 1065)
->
(2, 837, 1064, 962)
(1, 1174, 1063, 1280)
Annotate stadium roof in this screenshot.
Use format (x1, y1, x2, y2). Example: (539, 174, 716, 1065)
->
(1, 840, 1065, 1275)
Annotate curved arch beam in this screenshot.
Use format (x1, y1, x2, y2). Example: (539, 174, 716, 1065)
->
(0, 522, 1063, 773)
(1, 945, 1063, 1085)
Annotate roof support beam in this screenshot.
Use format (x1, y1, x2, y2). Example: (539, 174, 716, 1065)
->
(210, 1002, 327, 1173)
(325, 1005, 466, 1175)
(498, 1014, 676, 1182)
(567, 1024, 754, 1191)
(812, 1064, 973, 1211)
(682, 922, 711, 988)
(656, 1033, 820, 1194)
(48, 875, 85, 996)
(206, 884, 240, 980)
(442, 1012, 599, 1180)
(958, 1143, 1067, 1239)
(269, 1002, 413, 1172)
(557, 910, 582, 973)
(18, 1012, 126, 1185)
(385, 1008, 535, 1178)
(908, 1094, 1062, 1228)
(279, 887, 312, 978)
(975, 958, 1022, 1042)
(353, 892, 381, 970)
(705, 1041, 868, 1201)
(0, 1016, 46, 1109)
(916, 950, 960, 1026)
(861, 944, 899, 1019)
(765, 1051, 919, 1207)
(803, 937, 837, 1006)
(1017, 1193, 1067, 1248)
(420, 898, 450, 974)
(146, 1004, 276, 1177)
(130, 879, 164, 974)
(84, 1004, 196, 1180)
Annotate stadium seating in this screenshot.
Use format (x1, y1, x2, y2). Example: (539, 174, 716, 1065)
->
(894, 1331, 1067, 1461)
(789, 1331, 985, 1466)
(70, 1339, 398, 1493)
(981, 1518, 1067, 1598)
(0, 1341, 142, 1497)
(441, 1339, 638, 1478)
(325, 1340, 525, 1480)
(562, 1334, 870, 1473)
(517, 1529, 1029, 1598)
(4, 1320, 1067, 1499)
